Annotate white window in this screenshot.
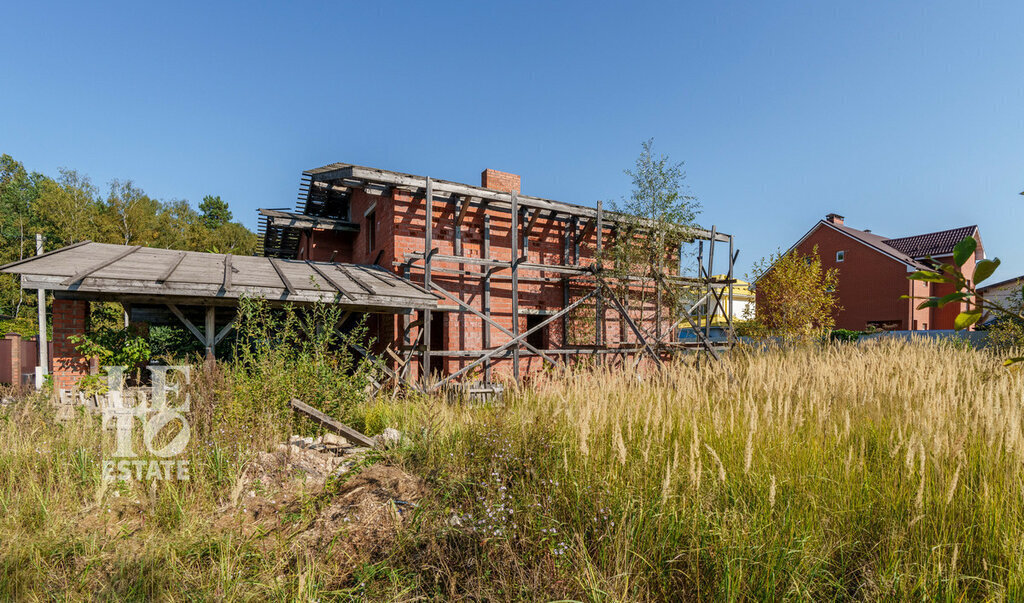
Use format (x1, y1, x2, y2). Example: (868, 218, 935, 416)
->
(836, 250, 845, 262)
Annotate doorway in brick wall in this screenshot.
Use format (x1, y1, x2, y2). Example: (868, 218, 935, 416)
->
(526, 314, 549, 349)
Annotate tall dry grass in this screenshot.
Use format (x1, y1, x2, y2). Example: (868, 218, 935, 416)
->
(370, 339, 1024, 600)
(1, 339, 1023, 600)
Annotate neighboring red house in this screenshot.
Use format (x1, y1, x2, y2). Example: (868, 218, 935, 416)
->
(757, 213, 984, 331)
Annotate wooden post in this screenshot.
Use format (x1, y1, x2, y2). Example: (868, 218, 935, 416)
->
(510, 192, 520, 382)
(706, 226, 716, 345)
(204, 306, 215, 359)
(35, 234, 47, 389)
(595, 201, 603, 355)
(728, 239, 738, 345)
(423, 177, 433, 385)
(655, 227, 662, 343)
(572, 216, 580, 266)
(453, 196, 463, 257)
(482, 212, 492, 386)
(562, 217, 571, 353)
(522, 209, 529, 261)
(402, 265, 412, 381)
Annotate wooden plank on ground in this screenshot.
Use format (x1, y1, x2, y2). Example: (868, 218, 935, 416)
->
(288, 398, 376, 448)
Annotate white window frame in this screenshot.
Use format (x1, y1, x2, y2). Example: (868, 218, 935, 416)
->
(836, 250, 845, 262)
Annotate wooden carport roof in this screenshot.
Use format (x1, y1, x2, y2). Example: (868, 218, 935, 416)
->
(0, 242, 438, 313)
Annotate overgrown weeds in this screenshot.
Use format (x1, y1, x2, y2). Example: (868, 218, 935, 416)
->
(2, 339, 1023, 600)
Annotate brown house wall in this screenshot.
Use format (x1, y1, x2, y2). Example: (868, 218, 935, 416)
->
(758, 222, 983, 332)
(792, 225, 913, 330)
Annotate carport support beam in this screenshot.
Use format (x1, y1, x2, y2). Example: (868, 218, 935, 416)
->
(422, 177, 433, 386)
(35, 234, 48, 389)
(205, 306, 215, 359)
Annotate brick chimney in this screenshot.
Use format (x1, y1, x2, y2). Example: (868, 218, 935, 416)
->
(481, 169, 521, 194)
(826, 213, 844, 225)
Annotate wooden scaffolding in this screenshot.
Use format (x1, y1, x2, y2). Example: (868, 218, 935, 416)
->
(387, 176, 738, 394)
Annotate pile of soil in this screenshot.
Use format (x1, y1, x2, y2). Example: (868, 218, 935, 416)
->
(226, 434, 427, 561)
(296, 464, 427, 555)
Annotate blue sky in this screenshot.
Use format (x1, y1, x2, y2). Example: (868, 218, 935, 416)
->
(2, 1, 1022, 280)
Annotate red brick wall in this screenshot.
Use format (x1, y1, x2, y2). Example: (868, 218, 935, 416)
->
(296, 177, 678, 381)
(52, 298, 90, 391)
(300, 230, 352, 262)
(1, 333, 21, 385)
(383, 188, 656, 379)
(909, 277, 932, 330)
(481, 169, 521, 194)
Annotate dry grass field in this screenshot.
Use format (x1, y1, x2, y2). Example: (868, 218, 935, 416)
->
(1, 339, 1023, 600)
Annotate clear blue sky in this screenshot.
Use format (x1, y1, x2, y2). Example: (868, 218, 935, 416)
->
(2, 1, 1022, 280)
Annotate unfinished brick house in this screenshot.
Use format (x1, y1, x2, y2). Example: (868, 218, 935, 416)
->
(1, 163, 735, 394)
(259, 163, 737, 391)
(756, 213, 984, 331)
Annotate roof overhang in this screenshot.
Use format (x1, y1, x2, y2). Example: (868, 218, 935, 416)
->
(258, 209, 359, 232)
(751, 220, 927, 284)
(301, 162, 732, 243)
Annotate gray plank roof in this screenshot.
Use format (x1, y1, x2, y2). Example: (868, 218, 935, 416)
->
(0, 242, 438, 312)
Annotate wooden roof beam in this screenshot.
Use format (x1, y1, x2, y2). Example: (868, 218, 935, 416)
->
(576, 219, 596, 246)
(307, 261, 355, 299)
(61, 245, 141, 286)
(524, 208, 543, 235)
(270, 258, 298, 294)
(454, 195, 472, 227)
(156, 251, 187, 284)
(335, 264, 375, 294)
(222, 254, 233, 291)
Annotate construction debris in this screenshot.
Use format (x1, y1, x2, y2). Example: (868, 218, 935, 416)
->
(288, 398, 376, 448)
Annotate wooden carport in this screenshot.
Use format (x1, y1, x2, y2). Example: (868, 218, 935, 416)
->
(0, 242, 439, 387)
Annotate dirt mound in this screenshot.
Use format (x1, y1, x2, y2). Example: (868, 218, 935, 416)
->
(296, 464, 427, 557)
(222, 435, 427, 564)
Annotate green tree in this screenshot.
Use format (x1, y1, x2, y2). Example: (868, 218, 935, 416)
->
(199, 195, 232, 229)
(35, 168, 100, 245)
(751, 245, 841, 339)
(100, 179, 162, 245)
(984, 285, 1024, 350)
(0, 153, 261, 319)
(600, 139, 702, 333)
(205, 222, 258, 255)
(156, 199, 207, 250)
(0, 154, 47, 319)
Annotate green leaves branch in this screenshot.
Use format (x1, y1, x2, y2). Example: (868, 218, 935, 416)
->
(905, 236, 1023, 365)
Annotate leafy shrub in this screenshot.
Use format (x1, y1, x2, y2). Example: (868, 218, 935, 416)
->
(986, 315, 1024, 350)
(733, 318, 767, 338)
(148, 324, 205, 361)
(225, 297, 379, 437)
(829, 328, 862, 343)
